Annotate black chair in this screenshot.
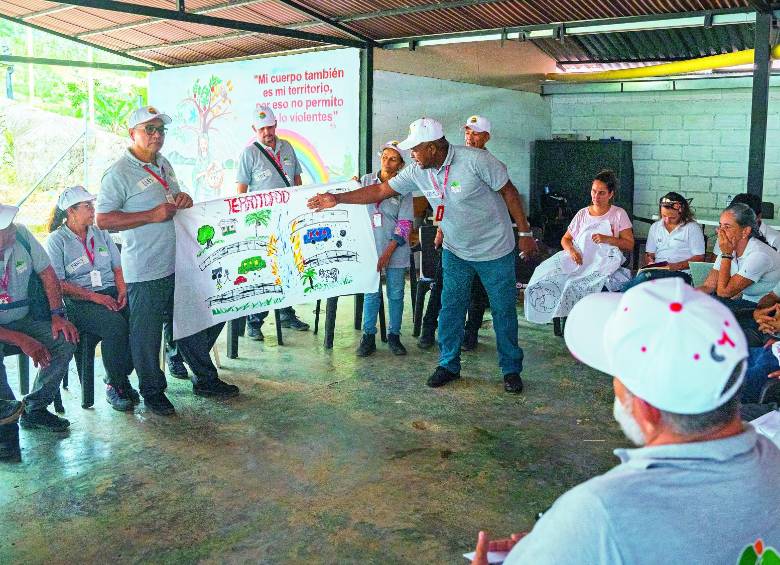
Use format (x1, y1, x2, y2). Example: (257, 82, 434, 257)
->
(412, 225, 438, 338)
(316, 286, 387, 349)
(226, 310, 284, 359)
(61, 332, 101, 409)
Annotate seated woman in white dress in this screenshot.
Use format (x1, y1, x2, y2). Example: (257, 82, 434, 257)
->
(525, 170, 634, 324)
(645, 192, 705, 272)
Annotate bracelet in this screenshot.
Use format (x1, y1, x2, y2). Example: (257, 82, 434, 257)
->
(517, 231, 533, 238)
(720, 254, 733, 260)
(51, 307, 66, 318)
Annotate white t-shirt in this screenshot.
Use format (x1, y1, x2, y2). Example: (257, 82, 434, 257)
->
(568, 205, 632, 240)
(713, 237, 780, 302)
(760, 222, 780, 250)
(645, 220, 706, 264)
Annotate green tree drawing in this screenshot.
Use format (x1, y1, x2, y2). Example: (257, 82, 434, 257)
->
(197, 224, 216, 248)
(301, 267, 316, 292)
(245, 210, 271, 237)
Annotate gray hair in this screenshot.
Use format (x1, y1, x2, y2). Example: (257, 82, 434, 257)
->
(724, 202, 768, 245)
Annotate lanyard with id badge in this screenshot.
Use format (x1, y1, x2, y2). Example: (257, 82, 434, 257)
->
(429, 165, 450, 222)
(80, 235, 102, 288)
(143, 165, 175, 204)
(0, 260, 11, 304)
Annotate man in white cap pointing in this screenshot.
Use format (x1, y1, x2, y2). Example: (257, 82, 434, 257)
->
(308, 117, 536, 392)
(236, 105, 309, 337)
(470, 278, 780, 563)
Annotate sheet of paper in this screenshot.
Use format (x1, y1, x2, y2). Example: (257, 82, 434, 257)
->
(752, 410, 780, 447)
(463, 550, 509, 564)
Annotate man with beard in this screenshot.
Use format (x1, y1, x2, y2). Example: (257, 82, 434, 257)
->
(471, 278, 780, 563)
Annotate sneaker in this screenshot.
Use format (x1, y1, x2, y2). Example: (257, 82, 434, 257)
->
(125, 385, 141, 405)
(193, 378, 240, 398)
(426, 366, 460, 388)
(106, 385, 134, 412)
(20, 409, 70, 432)
(417, 330, 435, 350)
(144, 392, 176, 416)
(167, 355, 189, 380)
(387, 333, 407, 356)
(503, 373, 524, 394)
(0, 440, 21, 463)
(247, 326, 264, 341)
(280, 315, 310, 331)
(461, 333, 478, 352)
(0, 399, 24, 425)
(356, 333, 376, 357)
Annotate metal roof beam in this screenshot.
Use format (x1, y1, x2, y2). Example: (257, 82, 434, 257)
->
(269, 0, 373, 43)
(0, 11, 164, 68)
(379, 8, 768, 49)
(0, 54, 153, 71)
(74, 0, 267, 38)
(52, 0, 367, 48)
(125, 31, 251, 53)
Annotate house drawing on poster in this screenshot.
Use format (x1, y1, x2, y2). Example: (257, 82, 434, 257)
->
(219, 218, 237, 236)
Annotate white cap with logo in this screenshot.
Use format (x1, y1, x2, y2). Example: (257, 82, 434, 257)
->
(128, 105, 172, 129)
(464, 115, 491, 134)
(398, 117, 445, 150)
(377, 140, 405, 160)
(57, 186, 96, 211)
(0, 205, 18, 230)
(254, 106, 277, 129)
(564, 278, 747, 415)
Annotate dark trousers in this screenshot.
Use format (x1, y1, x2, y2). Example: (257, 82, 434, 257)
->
(127, 274, 225, 397)
(65, 287, 133, 386)
(464, 277, 489, 338)
(247, 306, 298, 329)
(421, 250, 444, 335)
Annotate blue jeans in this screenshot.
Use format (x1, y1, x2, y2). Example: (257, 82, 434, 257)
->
(363, 267, 405, 335)
(439, 249, 523, 375)
(744, 346, 779, 403)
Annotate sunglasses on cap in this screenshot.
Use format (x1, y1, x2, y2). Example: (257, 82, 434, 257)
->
(660, 197, 691, 209)
(137, 124, 167, 135)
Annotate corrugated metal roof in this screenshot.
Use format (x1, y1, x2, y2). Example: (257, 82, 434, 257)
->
(0, 0, 761, 67)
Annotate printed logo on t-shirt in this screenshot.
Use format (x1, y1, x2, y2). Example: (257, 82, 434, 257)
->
(450, 181, 462, 193)
(97, 245, 109, 256)
(14, 260, 26, 274)
(738, 539, 778, 564)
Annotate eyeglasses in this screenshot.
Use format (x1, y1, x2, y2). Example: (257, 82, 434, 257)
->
(660, 198, 682, 209)
(138, 125, 167, 135)
(76, 201, 95, 210)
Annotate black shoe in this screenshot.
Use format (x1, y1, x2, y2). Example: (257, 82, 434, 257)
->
(125, 385, 141, 405)
(0, 440, 21, 463)
(388, 333, 407, 356)
(193, 378, 240, 398)
(167, 355, 189, 379)
(427, 366, 460, 388)
(247, 326, 264, 341)
(356, 333, 376, 357)
(503, 373, 524, 394)
(280, 315, 310, 331)
(461, 333, 478, 352)
(417, 330, 435, 350)
(19, 409, 70, 432)
(144, 392, 176, 416)
(759, 379, 780, 404)
(106, 385, 134, 412)
(0, 399, 24, 425)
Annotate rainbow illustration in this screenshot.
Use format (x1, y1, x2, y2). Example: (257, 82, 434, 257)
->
(278, 129, 330, 184)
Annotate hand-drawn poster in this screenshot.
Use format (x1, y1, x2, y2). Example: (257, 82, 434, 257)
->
(172, 180, 378, 339)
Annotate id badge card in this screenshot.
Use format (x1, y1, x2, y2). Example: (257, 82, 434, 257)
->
(90, 270, 102, 288)
(165, 193, 176, 204)
(372, 213, 382, 228)
(435, 205, 445, 222)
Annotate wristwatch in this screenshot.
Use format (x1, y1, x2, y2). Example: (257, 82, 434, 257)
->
(720, 254, 734, 260)
(517, 231, 533, 238)
(51, 307, 66, 318)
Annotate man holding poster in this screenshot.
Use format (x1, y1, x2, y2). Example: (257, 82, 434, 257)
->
(308, 118, 537, 393)
(236, 106, 310, 339)
(97, 106, 239, 416)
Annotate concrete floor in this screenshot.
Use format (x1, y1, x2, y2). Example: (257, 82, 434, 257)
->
(0, 296, 626, 564)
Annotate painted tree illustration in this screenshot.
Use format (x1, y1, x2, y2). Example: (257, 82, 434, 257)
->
(245, 210, 271, 237)
(181, 75, 234, 136)
(197, 224, 216, 248)
(300, 267, 316, 292)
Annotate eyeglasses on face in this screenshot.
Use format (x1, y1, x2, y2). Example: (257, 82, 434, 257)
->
(138, 124, 167, 135)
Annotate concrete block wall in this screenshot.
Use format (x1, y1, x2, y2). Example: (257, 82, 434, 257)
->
(373, 71, 551, 203)
(550, 89, 780, 221)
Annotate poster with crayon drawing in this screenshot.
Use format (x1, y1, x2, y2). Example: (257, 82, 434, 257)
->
(172, 181, 379, 339)
(149, 49, 359, 202)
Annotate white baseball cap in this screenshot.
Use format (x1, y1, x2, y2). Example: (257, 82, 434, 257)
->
(254, 106, 277, 128)
(377, 140, 405, 160)
(57, 186, 96, 211)
(128, 105, 172, 129)
(464, 115, 491, 134)
(564, 278, 747, 415)
(398, 118, 445, 150)
(0, 205, 18, 230)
